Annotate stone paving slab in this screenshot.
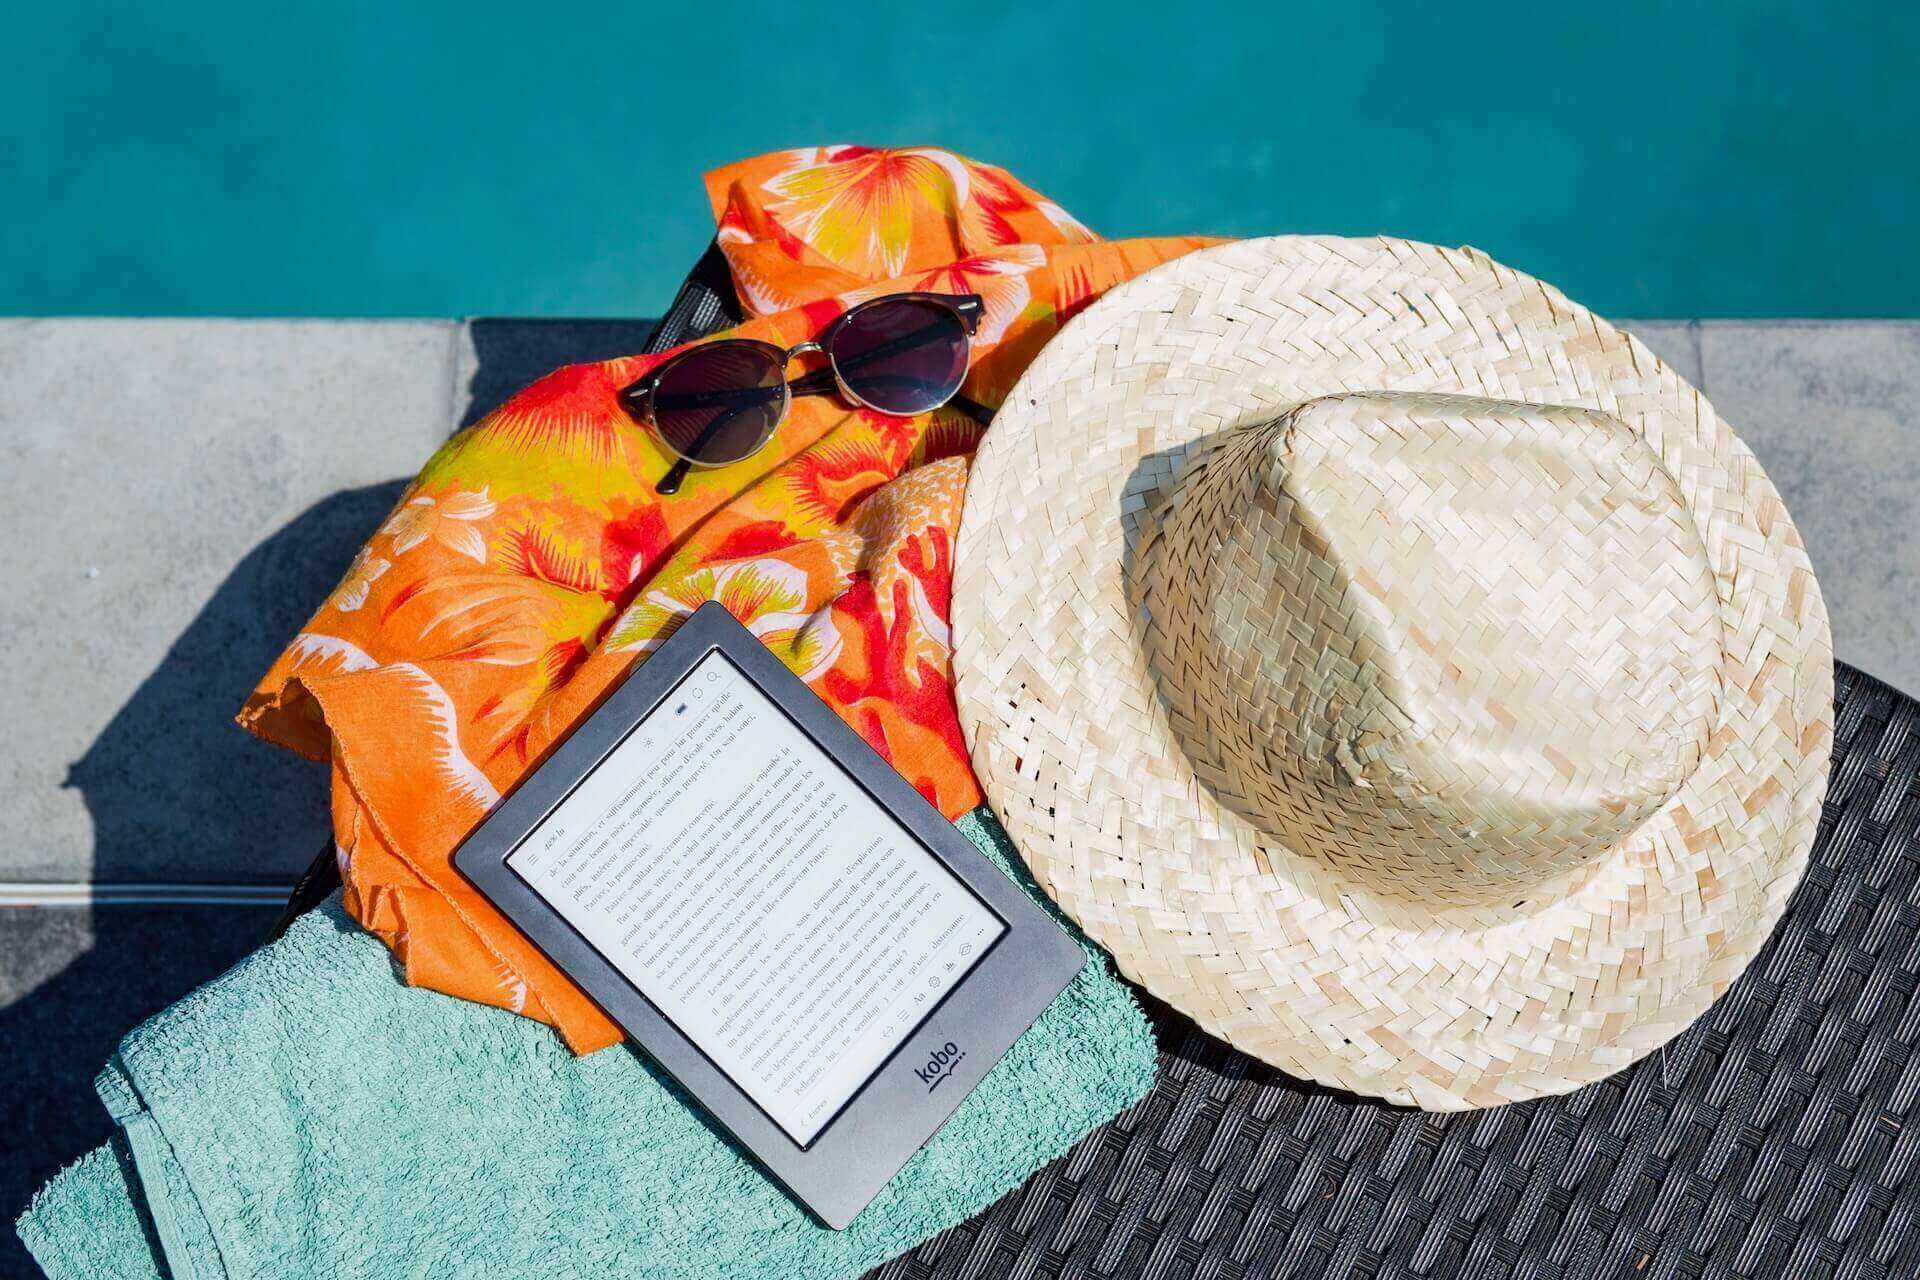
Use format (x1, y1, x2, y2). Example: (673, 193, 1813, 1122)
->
(0, 317, 1911, 894)
(1693, 322, 1920, 695)
(0, 316, 1911, 1275)
(0, 320, 459, 886)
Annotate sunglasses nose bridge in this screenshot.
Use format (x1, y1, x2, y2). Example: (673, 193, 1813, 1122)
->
(782, 340, 826, 366)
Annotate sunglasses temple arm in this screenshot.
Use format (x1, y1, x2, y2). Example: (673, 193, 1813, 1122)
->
(950, 393, 994, 427)
(649, 383, 786, 411)
(655, 399, 769, 496)
(656, 455, 693, 496)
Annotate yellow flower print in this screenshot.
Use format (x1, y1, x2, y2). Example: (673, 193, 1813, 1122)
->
(607, 559, 816, 655)
(382, 487, 497, 564)
(761, 146, 972, 279)
(609, 558, 845, 682)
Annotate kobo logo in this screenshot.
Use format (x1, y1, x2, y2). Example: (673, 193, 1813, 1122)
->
(913, 1041, 965, 1092)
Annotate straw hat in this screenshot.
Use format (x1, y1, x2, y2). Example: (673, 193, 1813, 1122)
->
(951, 236, 1832, 1109)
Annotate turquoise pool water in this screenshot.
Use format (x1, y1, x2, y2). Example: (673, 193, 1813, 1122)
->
(8, 1, 1916, 318)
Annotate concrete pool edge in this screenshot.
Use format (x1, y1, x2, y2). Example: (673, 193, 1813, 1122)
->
(0, 317, 1913, 889)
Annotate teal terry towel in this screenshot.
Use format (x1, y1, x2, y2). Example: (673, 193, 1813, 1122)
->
(16, 811, 1156, 1280)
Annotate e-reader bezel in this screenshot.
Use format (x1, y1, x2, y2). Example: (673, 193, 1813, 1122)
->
(454, 601, 1085, 1229)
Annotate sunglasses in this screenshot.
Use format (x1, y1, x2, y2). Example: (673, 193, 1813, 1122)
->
(619, 292, 989, 494)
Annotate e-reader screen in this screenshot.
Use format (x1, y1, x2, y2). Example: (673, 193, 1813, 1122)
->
(504, 650, 1007, 1146)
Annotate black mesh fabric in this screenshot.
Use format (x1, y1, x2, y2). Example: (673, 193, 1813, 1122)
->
(868, 663, 1920, 1280)
(642, 237, 746, 354)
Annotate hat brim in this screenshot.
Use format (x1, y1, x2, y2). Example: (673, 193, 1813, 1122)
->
(952, 236, 1832, 1109)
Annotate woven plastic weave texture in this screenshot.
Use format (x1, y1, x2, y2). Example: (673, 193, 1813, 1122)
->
(870, 663, 1920, 1280)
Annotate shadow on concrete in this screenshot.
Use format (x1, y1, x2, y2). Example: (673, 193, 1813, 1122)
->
(5, 320, 665, 1274)
(62, 481, 408, 883)
(2, 481, 404, 1277)
(459, 318, 658, 428)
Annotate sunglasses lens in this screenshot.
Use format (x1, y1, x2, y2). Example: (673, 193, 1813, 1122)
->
(831, 298, 969, 416)
(650, 343, 786, 466)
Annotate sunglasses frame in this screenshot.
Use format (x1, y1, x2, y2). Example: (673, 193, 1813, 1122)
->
(619, 291, 986, 494)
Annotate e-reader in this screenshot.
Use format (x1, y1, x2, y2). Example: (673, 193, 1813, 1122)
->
(454, 601, 1084, 1228)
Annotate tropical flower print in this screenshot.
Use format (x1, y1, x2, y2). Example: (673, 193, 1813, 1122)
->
(391, 520, 622, 759)
(381, 487, 496, 562)
(907, 406, 987, 469)
(285, 631, 377, 676)
(956, 161, 1095, 251)
(398, 567, 607, 671)
(761, 145, 972, 280)
(333, 547, 389, 612)
(238, 143, 1219, 1055)
(708, 144, 1119, 319)
(611, 557, 805, 648)
(605, 557, 845, 683)
(471, 363, 628, 466)
(840, 244, 1046, 351)
(1035, 199, 1095, 242)
(599, 505, 672, 595)
(422, 362, 650, 512)
(385, 662, 500, 810)
(782, 605, 847, 682)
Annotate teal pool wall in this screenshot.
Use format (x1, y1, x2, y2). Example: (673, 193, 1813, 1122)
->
(8, 0, 1916, 318)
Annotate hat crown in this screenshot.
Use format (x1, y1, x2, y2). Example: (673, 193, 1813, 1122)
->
(1139, 393, 1727, 905)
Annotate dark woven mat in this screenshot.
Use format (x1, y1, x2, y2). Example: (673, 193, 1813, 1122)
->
(868, 663, 1920, 1280)
(605, 257, 1920, 1277)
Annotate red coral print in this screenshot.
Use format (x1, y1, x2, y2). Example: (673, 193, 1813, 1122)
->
(708, 518, 802, 562)
(786, 438, 895, 525)
(819, 565, 971, 805)
(899, 524, 955, 624)
(856, 406, 922, 466)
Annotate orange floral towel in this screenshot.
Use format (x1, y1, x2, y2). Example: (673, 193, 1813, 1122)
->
(240, 145, 1220, 1053)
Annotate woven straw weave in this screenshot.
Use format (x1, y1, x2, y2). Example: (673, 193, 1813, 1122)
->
(952, 237, 1833, 1108)
(870, 663, 1920, 1279)
(1136, 392, 1724, 906)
